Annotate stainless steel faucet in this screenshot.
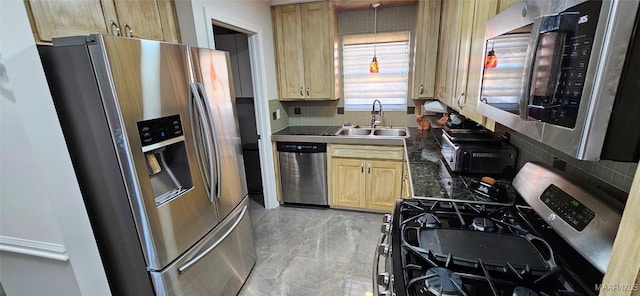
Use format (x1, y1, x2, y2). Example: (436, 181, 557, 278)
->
(371, 99, 384, 128)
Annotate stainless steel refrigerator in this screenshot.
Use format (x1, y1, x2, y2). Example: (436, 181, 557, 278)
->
(38, 34, 255, 295)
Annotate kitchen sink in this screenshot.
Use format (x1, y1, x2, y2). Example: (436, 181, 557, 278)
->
(335, 128, 373, 136)
(373, 128, 407, 137)
(334, 127, 409, 138)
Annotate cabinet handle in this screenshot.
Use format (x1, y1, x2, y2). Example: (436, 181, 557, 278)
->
(123, 22, 133, 38)
(361, 163, 364, 173)
(457, 92, 465, 108)
(300, 87, 304, 97)
(110, 20, 121, 36)
(419, 85, 424, 95)
(368, 163, 371, 174)
(306, 87, 310, 97)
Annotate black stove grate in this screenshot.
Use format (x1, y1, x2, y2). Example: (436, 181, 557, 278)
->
(392, 199, 588, 296)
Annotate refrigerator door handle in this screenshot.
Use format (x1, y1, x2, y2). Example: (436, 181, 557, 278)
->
(195, 83, 222, 200)
(189, 83, 216, 202)
(177, 205, 248, 274)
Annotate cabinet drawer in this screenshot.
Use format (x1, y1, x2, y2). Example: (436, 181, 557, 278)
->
(331, 144, 404, 161)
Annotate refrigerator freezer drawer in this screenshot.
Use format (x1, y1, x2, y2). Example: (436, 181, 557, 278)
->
(150, 198, 256, 296)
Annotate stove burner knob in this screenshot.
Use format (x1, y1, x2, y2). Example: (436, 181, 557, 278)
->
(548, 213, 557, 222)
(381, 223, 391, 234)
(378, 243, 390, 257)
(378, 272, 390, 288)
(383, 213, 392, 224)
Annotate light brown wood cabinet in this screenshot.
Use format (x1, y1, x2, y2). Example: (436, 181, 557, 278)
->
(410, 0, 441, 100)
(434, 0, 469, 110)
(433, 0, 517, 130)
(25, 0, 179, 43)
(272, 1, 334, 100)
(329, 145, 404, 212)
(600, 164, 640, 296)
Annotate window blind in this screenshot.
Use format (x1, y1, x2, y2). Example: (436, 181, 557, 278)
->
(343, 32, 410, 111)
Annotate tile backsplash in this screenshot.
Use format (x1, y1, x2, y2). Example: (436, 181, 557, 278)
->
(268, 99, 421, 132)
(508, 130, 637, 201)
(269, 99, 288, 133)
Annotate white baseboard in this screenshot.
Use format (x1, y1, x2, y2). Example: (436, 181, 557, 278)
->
(0, 236, 69, 261)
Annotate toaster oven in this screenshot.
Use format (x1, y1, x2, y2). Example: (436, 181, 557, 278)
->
(441, 130, 517, 176)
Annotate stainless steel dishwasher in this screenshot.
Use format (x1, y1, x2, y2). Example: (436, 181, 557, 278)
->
(276, 142, 328, 206)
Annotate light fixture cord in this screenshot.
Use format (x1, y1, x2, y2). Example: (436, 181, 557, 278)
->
(373, 6, 377, 57)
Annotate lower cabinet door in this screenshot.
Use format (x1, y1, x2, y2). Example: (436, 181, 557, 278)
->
(331, 158, 366, 208)
(366, 160, 403, 212)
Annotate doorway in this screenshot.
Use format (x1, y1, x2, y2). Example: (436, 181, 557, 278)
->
(212, 25, 264, 207)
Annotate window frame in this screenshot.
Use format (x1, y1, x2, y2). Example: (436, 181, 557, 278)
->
(340, 31, 412, 111)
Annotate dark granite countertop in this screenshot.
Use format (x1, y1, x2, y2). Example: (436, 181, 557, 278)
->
(406, 127, 517, 205)
(271, 125, 517, 205)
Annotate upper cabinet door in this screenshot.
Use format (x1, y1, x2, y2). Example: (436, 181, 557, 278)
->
(25, 0, 180, 43)
(27, 0, 112, 42)
(111, 0, 164, 40)
(301, 1, 332, 99)
(435, 0, 464, 109)
(273, 4, 306, 99)
(412, 0, 441, 99)
(272, 2, 334, 100)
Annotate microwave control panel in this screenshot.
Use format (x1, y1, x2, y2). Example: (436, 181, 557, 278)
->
(528, 1, 602, 128)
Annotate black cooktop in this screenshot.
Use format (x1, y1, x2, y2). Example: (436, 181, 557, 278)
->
(273, 126, 339, 136)
(391, 198, 596, 296)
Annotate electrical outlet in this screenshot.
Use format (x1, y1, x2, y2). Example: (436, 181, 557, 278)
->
(552, 157, 567, 171)
(276, 108, 281, 119)
(407, 106, 416, 114)
(337, 107, 344, 114)
(272, 111, 277, 120)
(294, 107, 301, 115)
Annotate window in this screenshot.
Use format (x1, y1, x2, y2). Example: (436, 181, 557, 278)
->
(342, 31, 411, 111)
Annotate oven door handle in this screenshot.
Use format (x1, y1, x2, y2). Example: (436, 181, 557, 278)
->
(372, 231, 386, 296)
(373, 218, 391, 296)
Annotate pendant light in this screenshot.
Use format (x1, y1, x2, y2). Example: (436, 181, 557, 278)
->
(484, 40, 497, 69)
(369, 3, 381, 74)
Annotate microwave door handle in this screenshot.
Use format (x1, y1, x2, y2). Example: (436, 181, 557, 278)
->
(189, 83, 215, 202)
(196, 83, 222, 200)
(521, 17, 544, 119)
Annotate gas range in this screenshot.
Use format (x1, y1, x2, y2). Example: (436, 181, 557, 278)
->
(374, 162, 622, 296)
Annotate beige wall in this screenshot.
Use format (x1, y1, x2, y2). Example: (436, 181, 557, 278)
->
(0, 0, 109, 294)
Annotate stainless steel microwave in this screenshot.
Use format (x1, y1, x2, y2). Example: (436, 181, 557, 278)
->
(477, 0, 640, 161)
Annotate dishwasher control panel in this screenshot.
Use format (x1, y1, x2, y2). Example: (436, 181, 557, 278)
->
(276, 142, 327, 153)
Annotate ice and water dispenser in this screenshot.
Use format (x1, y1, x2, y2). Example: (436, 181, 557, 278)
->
(137, 115, 193, 206)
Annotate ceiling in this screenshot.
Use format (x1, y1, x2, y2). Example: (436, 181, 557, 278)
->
(269, 0, 417, 10)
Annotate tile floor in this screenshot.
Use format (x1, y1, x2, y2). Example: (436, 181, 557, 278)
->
(239, 198, 384, 296)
